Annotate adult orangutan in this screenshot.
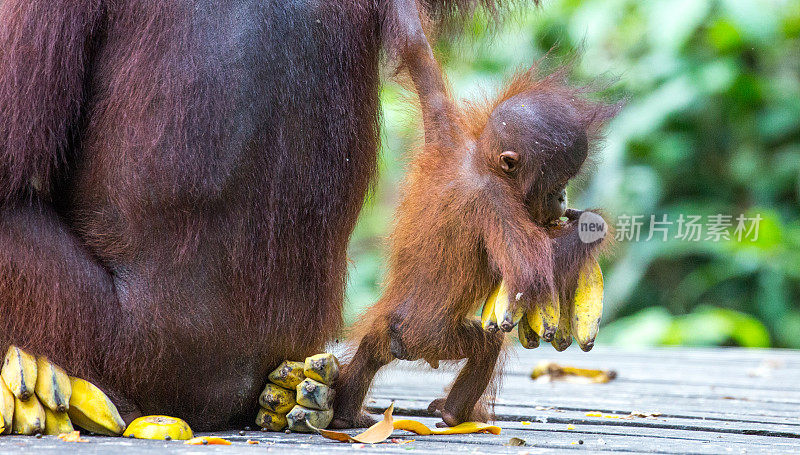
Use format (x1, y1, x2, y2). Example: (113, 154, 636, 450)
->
(0, 0, 536, 430)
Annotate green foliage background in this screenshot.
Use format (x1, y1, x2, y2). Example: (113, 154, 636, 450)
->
(345, 0, 800, 348)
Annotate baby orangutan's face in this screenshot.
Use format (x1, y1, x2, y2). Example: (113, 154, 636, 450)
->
(481, 92, 588, 227)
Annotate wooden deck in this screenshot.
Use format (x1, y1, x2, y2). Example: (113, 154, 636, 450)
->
(1, 346, 798, 454)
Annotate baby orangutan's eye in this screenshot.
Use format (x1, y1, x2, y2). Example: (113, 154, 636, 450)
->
(499, 151, 519, 173)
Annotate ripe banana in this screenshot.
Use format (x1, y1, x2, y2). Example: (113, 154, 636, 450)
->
(35, 357, 71, 412)
(1, 346, 38, 401)
(12, 394, 45, 435)
(285, 405, 333, 433)
(67, 377, 126, 436)
(480, 285, 500, 332)
(123, 415, 193, 440)
(551, 294, 573, 352)
(526, 294, 560, 342)
(0, 379, 14, 435)
(296, 378, 333, 411)
(494, 282, 524, 332)
(517, 315, 539, 349)
(571, 258, 604, 352)
(255, 408, 287, 431)
(43, 407, 74, 435)
(304, 353, 340, 385)
(268, 361, 306, 389)
(258, 383, 296, 414)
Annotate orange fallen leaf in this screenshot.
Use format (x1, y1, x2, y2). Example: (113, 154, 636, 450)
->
(316, 403, 395, 443)
(393, 419, 501, 435)
(58, 431, 88, 442)
(184, 436, 232, 445)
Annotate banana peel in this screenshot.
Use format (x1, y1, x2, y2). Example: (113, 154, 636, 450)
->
(316, 403, 501, 444)
(67, 377, 125, 435)
(531, 361, 616, 383)
(2, 346, 38, 400)
(123, 415, 193, 440)
(184, 436, 231, 445)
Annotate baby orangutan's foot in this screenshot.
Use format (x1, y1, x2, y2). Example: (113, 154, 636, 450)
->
(427, 397, 492, 427)
(329, 411, 378, 429)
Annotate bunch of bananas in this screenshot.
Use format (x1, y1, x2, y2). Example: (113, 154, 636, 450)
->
(0, 346, 126, 436)
(256, 353, 339, 433)
(481, 258, 604, 352)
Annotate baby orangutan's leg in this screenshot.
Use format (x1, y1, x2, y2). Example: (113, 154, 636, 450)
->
(425, 320, 504, 427)
(330, 327, 394, 429)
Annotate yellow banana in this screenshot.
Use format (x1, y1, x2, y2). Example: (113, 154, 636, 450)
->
(0, 379, 14, 434)
(35, 357, 71, 412)
(43, 407, 74, 435)
(551, 294, 573, 352)
(494, 282, 524, 332)
(258, 383, 296, 414)
(571, 258, 604, 352)
(517, 314, 539, 349)
(0, 412, 4, 435)
(67, 377, 125, 436)
(255, 408, 287, 431)
(123, 415, 193, 440)
(480, 285, 499, 332)
(304, 353, 340, 385)
(1, 346, 38, 401)
(12, 394, 45, 435)
(285, 405, 333, 433)
(268, 361, 306, 389)
(526, 294, 560, 341)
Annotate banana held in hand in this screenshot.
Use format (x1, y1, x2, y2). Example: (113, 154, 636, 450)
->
(12, 394, 45, 435)
(527, 294, 560, 342)
(304, 353, 340, 385)
(255, 408, 287, 431)
(296, 378, 334, 411)
(123, 415, 193, 440)
(258, 383, 296, 414)
(43, 407, 74, 435)
(494, 282, 523, 332)
(1, 346, 38, 401)
(268, 361, 306, 389)
(0, 379, 14, 434)
(285, 405, 333, 433)
(517, 314, 540, 349)
(571, 258, 604, 352)
(67, 377, 126, 435)
(480, 285, 500, 333)
(551, 294, 573, 352)
(35, 357, 71, 412)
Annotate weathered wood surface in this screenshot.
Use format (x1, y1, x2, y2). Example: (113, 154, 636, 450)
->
(1, 346, 798, 454)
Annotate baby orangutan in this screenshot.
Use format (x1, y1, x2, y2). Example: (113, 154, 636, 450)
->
(331, 0, 619, 429)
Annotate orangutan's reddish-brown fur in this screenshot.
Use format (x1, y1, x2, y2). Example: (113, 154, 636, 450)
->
(0, 0, 540, 430)
(331, 0, 619, 429)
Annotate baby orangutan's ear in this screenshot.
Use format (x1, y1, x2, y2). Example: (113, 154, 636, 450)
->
(499, 151, 519, 173)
